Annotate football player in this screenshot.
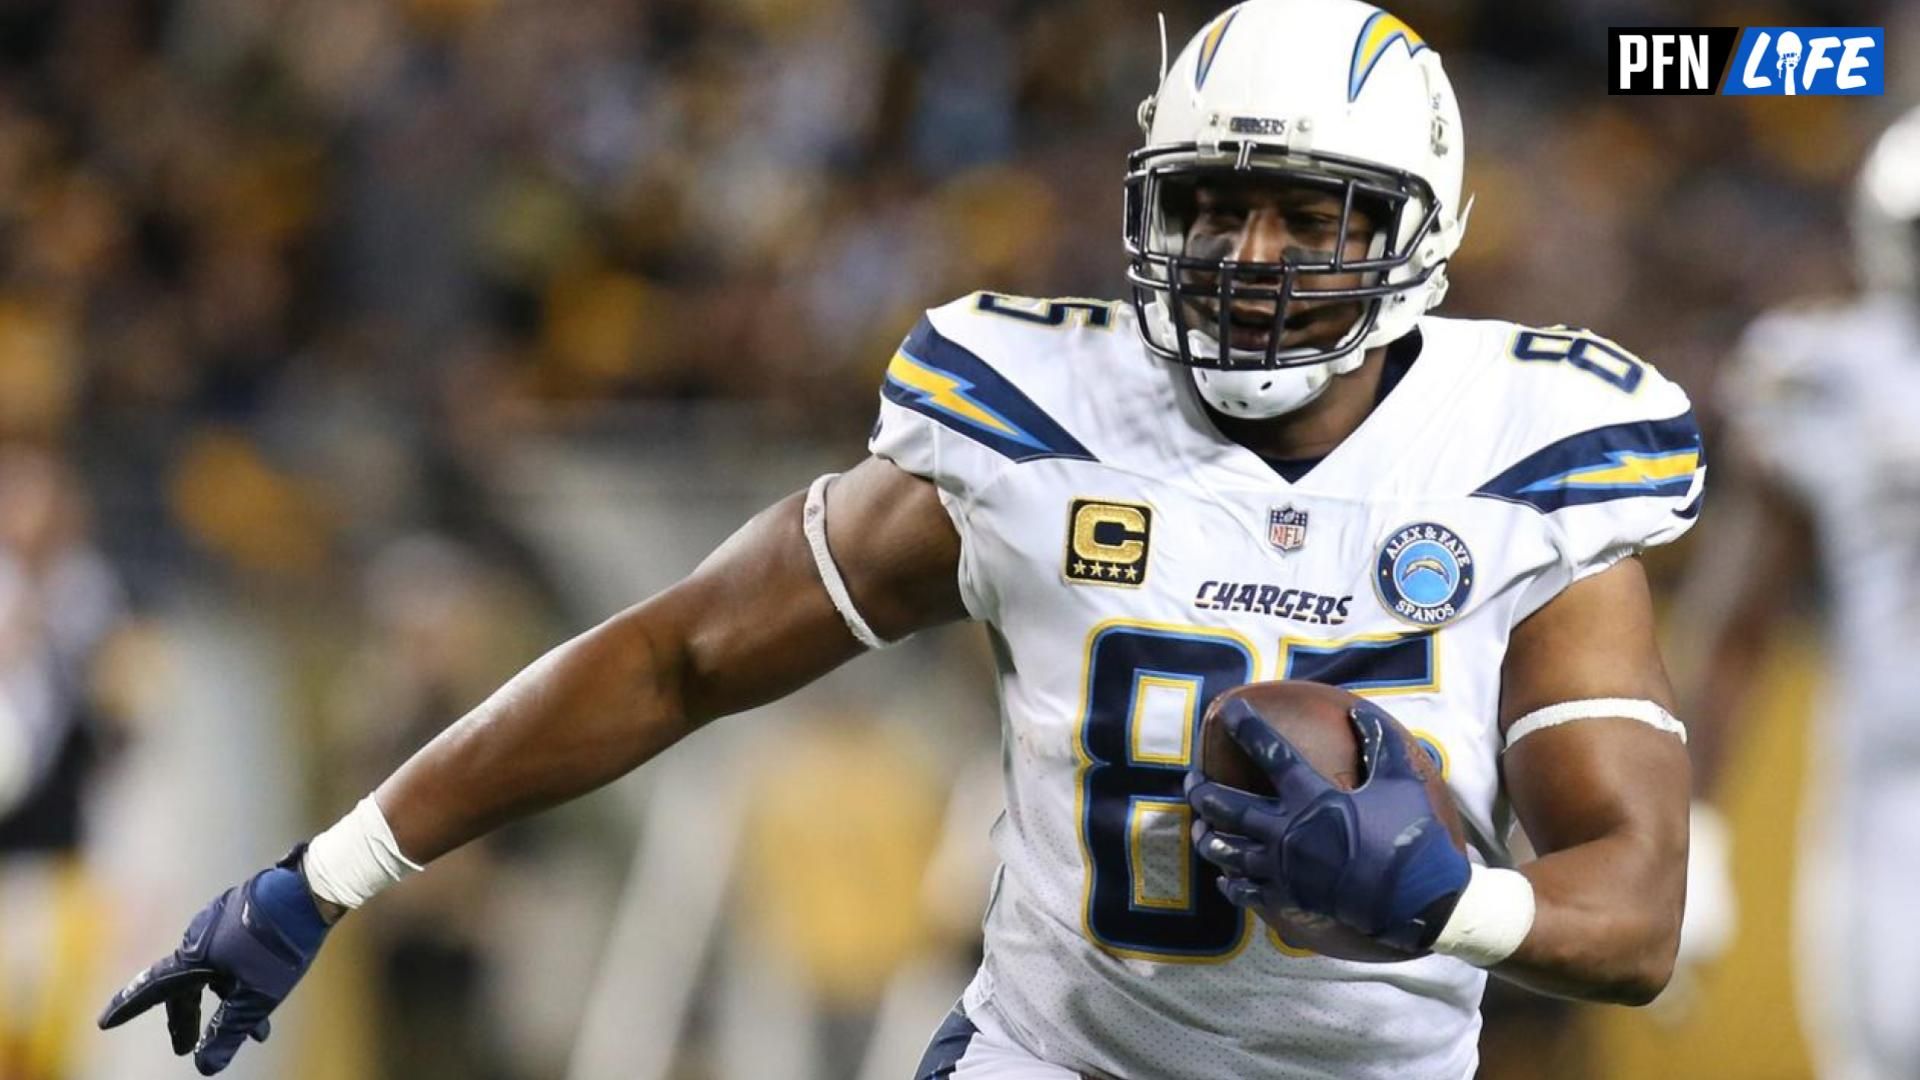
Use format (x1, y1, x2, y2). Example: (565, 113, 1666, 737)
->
(1671, 104, 1920, 1080)
(100, 2, 1703, 1077)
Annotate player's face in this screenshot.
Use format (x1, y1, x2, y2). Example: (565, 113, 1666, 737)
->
(1179, 176, 1381, 354)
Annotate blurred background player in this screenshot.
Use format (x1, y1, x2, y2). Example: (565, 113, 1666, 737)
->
(0, 0, 1902, 1076)
(0, 448, 129, 1080)
(1673, 104, 1920, 1080)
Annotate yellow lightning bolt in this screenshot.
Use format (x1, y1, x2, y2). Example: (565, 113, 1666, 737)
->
(1554, 451, 1700, 489)
(1197, 10, 1239, 87)
(1350, 12, 1427, 101)
(886, 351, 1025, 439)
(1358, 13, 1424, 64)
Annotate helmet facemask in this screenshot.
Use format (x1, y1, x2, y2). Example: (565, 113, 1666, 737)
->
(1125, 141, 1443, 375)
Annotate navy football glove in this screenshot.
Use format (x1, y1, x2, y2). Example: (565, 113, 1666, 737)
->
(1187, 697, 1469, 953)
(99, 845, 332, 1075)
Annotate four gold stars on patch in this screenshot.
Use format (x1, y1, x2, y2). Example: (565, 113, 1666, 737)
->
(1069, 560, 1142, 581)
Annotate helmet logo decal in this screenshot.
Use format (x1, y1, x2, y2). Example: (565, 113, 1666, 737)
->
(1194, 8, 1241, 90)
(1348, 9, 1427, 102)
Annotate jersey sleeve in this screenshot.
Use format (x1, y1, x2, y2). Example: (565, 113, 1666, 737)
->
(1472, 358, 1706, 620)
(867, 295, 1098, 620)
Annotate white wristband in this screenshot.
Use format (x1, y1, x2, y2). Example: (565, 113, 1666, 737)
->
(1430, 864, 1535, 967)
(303, 796, 423, 909)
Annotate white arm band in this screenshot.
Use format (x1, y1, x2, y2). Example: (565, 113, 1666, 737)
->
(804, 473, 887, 651)
(1430, 863, 1536, 967)
(303, 796, 424, 909)
(1503, 698, 1686, 752)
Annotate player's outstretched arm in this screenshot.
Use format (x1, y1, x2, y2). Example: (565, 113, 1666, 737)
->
(1492, 556, 1691, 1005)
(99, 457, 966, 1074)
(373, 457, 966, 863)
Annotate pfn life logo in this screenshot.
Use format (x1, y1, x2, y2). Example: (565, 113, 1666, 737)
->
(1609, 27, 1883, 95)
(1725, 28, 1882, 95)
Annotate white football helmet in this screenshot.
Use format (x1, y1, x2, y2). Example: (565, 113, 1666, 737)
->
(1125, 0, 1468, 418)
(1854, 104, 1920, 296)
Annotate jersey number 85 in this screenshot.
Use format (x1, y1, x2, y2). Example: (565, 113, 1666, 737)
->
(1075, 620, 1444, 962)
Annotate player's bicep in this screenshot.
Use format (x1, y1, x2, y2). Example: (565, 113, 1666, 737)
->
(1499, 556, 1690, 856)
(829, 456, 969, 636)
(669, 456, 965, 722)
(1490, 558, 1691, 998)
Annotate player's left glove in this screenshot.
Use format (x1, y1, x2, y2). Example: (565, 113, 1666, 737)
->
(98, 845, 332, 1075)
(1187, 698, 1470, 953)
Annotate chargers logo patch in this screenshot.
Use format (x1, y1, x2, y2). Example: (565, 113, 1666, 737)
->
(1066, 499, 1151, 587)
(1375, 522, 1474, 626)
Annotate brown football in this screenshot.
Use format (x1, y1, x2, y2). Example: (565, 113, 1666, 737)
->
(1197, 679, 1465, 963)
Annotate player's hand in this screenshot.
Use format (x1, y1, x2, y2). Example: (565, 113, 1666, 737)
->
(99, 846, 333, 1075)
(1186, 698, 1470, 953)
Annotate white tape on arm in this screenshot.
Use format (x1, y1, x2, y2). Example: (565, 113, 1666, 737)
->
(1504, 698, 1687, 752)
(1430, 863, 1536, 967)
(304, 796, 424, 909)
(804, 473, 887, 650)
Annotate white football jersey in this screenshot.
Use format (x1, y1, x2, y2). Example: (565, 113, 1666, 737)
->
(870, 293, 1704, 1080)
(1724, 294, 1920, 760)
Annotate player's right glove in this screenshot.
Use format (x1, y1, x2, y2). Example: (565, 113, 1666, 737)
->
(99, 845, 332, 1076)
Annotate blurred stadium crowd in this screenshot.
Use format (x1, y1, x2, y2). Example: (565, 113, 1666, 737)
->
(0, 0, 1912, 1077)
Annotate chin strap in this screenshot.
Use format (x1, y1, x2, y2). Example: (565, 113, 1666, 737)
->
(1191, 364, 1336, 418)
(1148, 300, 1371, 419)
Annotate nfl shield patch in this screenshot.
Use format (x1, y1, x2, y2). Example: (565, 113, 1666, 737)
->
(1268, 506, 1309, 553)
